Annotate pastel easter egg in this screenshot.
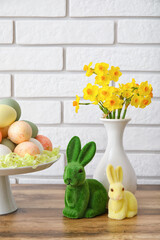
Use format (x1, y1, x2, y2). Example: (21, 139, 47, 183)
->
(0, 98, 21, 121)
(8, 121, 32, 144)
(23, 120, 38, 138)
(0, 125, 10, 138)
(0, 132, 2, 143)
(30, 138, 43, 153)
(0, 144, 11, 156)
(14, 141, 40, 157)
(1, 138, 16, 152)
(0, 104, 17, 128)
(36, 135, 52, 151)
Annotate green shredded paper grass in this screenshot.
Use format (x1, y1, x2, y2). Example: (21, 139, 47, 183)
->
(0, 147, 60, 169)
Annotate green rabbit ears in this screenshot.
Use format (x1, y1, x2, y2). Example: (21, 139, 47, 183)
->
(78, 141, 96, 167)
(66, 136, 96, 167)
(67, 136, 81, 163)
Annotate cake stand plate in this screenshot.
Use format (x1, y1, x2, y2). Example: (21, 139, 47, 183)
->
(0, 159, 59, 215)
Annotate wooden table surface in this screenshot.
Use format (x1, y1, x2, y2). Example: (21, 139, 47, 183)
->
(0, 184, 160, 240)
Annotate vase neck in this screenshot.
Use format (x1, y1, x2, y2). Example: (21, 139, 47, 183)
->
(102, 120, 129, 148)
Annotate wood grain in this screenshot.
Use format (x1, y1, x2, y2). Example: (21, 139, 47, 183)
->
(0, 185, 159, 240)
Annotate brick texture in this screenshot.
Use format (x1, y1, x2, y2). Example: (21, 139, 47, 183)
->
(66, 47, 160, 71)
(0, 0, 66, 17)
(0, 21, 13, 43)
(118, 20, 160, 43)
(70, 0, 160, 17)
(16, 20, 114, 44)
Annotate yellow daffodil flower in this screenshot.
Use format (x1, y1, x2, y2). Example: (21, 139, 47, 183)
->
(83, 62, 94, 77)
(83, 83, 99, 102)
(103, 95, 123, 112)
(98, 86, 113, 101)
(122, 90, 133, 99)
(111, 86, 122, 96)
(109, 66, 122, 82)
(131, 94, 142, 108)
(138, 81, 152, 96)
(94, 63, 109, 75)
(139, 96, 151, 108)
(95, 74, 111, 86)
(73, 95, 80, 113)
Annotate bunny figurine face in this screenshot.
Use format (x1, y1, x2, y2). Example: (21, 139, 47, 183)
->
(63, 162, 85, 187)
(109, 182, 125, 201)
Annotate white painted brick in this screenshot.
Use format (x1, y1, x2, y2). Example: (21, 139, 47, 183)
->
(0, 0, 66, 17)
(19, 100, 61, 124)
(127, 101, 160, 124)
(16, 177, 160, 185)
(116, 73, 160, 98)
(16, 20, 114, 44)
(66, 47, 160, 71)
(14, 74, 90, 97)
(137, 178, 160, 185)
(38, 126, 160, 151)
(0, 74, 11, 97)
(70, 0, 160, 17)
(0, 21, 13, 44)
(14, 73, 160, 98)
(85, 153, 160, 177)
(64, 100, 160, 125)
(18, 178, 64, 184)
(118, 20, 160, 44)
(15, 154, 64, 177)
(0, 47, 63, 71)
(64, 101, 102, 124)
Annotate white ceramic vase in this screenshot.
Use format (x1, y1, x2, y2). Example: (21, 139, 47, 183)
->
(93, 118, 137, 194)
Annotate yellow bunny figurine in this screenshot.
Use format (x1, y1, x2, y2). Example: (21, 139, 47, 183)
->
(106, 164, 138, 220)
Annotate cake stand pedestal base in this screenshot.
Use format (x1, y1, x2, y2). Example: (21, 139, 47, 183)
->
(0, 159, 59, 215)
(0, 176, 17, 215)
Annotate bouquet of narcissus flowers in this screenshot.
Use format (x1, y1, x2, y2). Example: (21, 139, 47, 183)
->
(73, 62, 153, 119)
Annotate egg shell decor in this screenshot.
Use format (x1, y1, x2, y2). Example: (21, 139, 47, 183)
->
(24, 120, 38, 138)
(36, 135, 52, 151)
(0, 104, 17, 128)
(0, 144, 11, 156)
(0, 132, 2, 143)
(30, 138, 44, 154)
(0, 125, 10, 138)
(0, 98, 21, 121)
(14, 141, 40, 157)
(8, 121, 32, 144)
(1, 138, 16, 152)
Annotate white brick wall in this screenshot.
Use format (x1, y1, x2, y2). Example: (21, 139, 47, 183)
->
(0, 0, 159, 185)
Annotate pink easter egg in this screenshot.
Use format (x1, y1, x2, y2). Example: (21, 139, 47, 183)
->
(14, 141, 40, 157)
(8, 121, 32, 144)
(36, 135, 52, 151)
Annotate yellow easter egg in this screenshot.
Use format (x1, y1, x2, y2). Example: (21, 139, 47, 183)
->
(0, 105, 17, 128)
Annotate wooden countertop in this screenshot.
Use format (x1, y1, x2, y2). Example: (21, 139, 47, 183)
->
(0, 184, 160, 240)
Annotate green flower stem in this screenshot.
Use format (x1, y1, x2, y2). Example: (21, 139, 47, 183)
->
(113, 110, 116, 119)
(122, 108, 127, 119)
(117, 109, 122, 119)
(79, 103, 91, 105)
(109, 112, 112, 119)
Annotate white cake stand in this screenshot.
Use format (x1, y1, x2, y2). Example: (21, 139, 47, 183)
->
(0, 159, 59, 215)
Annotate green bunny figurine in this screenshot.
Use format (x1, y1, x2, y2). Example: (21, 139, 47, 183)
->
(63, 136, 108, 219)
